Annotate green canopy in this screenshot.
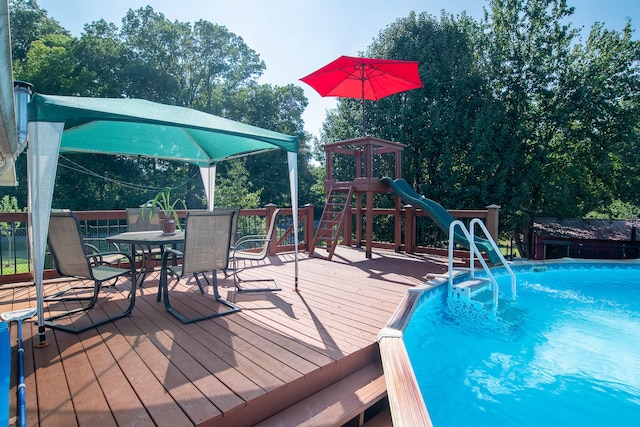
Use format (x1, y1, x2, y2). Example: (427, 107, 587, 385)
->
(27, 94, 300, 344)
(29, 94, 298, 164)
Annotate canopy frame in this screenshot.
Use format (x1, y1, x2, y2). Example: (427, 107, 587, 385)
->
(27, 94, 300, 344)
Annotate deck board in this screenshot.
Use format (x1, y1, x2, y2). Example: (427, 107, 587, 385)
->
(0, 246, 451, 426)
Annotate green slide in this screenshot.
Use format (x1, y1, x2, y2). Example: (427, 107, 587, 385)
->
(380, 177, 501, 263)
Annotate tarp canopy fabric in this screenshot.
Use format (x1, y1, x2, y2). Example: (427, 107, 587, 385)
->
(27, 94, 299, 343)
(29, 94, 298, 164)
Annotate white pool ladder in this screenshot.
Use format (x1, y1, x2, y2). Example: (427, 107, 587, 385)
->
(448, 219, 516, 312)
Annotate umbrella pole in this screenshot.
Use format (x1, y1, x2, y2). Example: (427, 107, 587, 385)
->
(361, 99, 365, 137)
(361, 64, 366, 137)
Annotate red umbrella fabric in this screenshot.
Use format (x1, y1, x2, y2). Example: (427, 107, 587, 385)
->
(300, 55, 423, 101)
(300, 56, 423, 136)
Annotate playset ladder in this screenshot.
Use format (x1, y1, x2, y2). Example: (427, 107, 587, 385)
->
(309, 185, 354, 260)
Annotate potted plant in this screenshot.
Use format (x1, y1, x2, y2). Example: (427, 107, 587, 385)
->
(143, 188, 187, 234)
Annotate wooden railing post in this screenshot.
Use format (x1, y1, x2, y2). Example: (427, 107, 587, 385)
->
(394, 197, 402, 253)
(304, 204, 314, 251)
(485, 204, 500, 241)
(404, 205, 415, 254)
(344, 206, 352, 246)
(265, 204, 278, 256)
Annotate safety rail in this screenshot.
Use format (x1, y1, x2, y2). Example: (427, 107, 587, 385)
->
(448, 219, 516, 312)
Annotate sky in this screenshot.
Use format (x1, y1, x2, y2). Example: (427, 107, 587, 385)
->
(35, 0, 640, 139)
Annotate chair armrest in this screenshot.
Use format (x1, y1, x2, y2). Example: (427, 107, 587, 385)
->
(232, 237, 272, 261)
(84, 243, 100, 254)
(161, 247, 184, 268)
(85, 241, 121, 253)
(234, 234, 268, 248)
(85, 251, 134, 270)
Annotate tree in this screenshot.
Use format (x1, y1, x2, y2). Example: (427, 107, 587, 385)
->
(222, 83, 310, 207)
(0, 195, 25, 268)
(72, 19, 131, 97)
(554, 22, 640, 218)
(9, 0, 68, 73)
(319, 1, 640, 258)
(187, 19, 265, 112)
(483, 0, 640, 255)
(9, 2, 313, 212)
(325, 11, 502, 209)
(481, 0, 578, 253)
(19, 33, 78, 94)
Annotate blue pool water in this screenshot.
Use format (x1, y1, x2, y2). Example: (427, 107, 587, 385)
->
(403, 263, 640, 427)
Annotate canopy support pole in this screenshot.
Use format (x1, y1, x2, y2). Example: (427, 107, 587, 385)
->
(27, 121, 63, 346)
(200, 163, 217, 211)
(287, 152, 299, 290)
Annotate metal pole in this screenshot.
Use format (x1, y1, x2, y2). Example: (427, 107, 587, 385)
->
(361, 64, 366, 136)
(1, 308, 37, 427)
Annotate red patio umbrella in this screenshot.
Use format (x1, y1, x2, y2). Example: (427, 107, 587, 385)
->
(300, 55, 423, 135)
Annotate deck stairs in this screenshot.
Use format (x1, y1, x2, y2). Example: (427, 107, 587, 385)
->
(309, 185, 354, 261)
(255, 359, 391, 427)
(448, 219, 516, 313)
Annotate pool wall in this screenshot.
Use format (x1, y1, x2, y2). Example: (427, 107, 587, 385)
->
(377, 271, 457, 426)
(377, 257, 640, 425)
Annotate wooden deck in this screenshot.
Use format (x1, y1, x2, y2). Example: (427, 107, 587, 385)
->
(0, 246, 451, 426)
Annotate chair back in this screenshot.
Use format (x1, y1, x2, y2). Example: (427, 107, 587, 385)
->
(182, 210, 235, 275)
(48, 210, 92, 278)
(214, 207, 240, 246)
(256, 208, 281, 258)
(126, 207, 161, 232)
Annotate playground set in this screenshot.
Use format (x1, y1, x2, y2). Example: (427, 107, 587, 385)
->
(309, 136, 498, 263)
(309, 136, 501, 263)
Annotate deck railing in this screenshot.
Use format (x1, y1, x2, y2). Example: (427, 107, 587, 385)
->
(339, 204, 501, 256)
(0, 206, 313, 284)
(0, 204, 500, 284)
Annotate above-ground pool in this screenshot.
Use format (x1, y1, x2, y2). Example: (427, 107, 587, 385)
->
(403, 261, 640, 427)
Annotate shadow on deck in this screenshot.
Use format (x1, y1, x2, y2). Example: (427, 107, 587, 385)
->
(0, 246, 451, 426)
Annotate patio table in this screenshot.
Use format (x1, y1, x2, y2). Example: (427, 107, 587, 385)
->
(107, 230, 184, 286)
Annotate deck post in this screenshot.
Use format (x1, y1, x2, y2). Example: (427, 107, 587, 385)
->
(266, 204, 278, 256)
(355, 194, 363, 247)
(394, 196, 402, 252)
(365, 191, 373, 258)
(344, 206, 353, 246)
(404, 205, 415, 254)
(304, 204, 314, 251)
(485, 204, 500, 241)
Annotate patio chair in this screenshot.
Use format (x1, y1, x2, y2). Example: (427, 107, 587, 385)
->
(196, 207, 240, 286)
(229, 208, 282, 293)
(45, 210, 136, 333)
(126, 207, 162, 284)
(158, 210, 240, 323)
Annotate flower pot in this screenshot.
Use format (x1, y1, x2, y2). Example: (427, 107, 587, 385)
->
(160, 218, 177, 235)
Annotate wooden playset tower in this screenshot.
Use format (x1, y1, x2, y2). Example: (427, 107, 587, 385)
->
(309, 136, 405, 260)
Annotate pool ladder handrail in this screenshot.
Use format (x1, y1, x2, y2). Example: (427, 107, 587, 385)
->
(448, 219, 516, 311)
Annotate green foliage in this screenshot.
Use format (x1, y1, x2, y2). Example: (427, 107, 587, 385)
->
(9, 0, 69, 73)
(142, 187, 187, 228)
(10, 2, 310, 211)
(320, 1, 640, 257)
(0, 195, 26, 268)
(586, 200, 640, 221)
(0, 195, 25, 228)
(214, 160, 261, 209)
(19, 33, 78, 94)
